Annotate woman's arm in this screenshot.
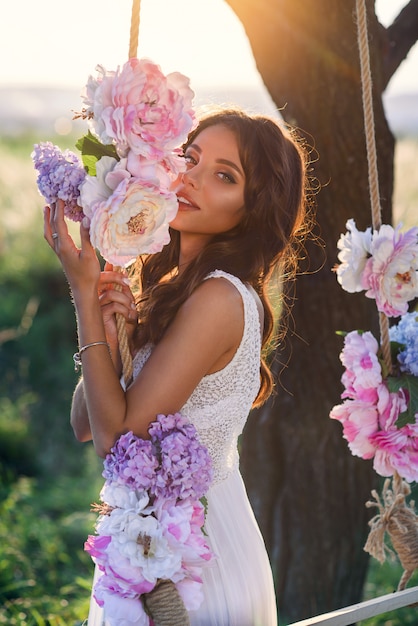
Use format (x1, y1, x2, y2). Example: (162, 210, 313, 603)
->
(45, 202, 244, 458)
(78, 275, 244, 457)
(70, 266, 137, 442)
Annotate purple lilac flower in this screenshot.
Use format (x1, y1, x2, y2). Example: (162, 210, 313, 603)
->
(31, 141, 86, 222)
(103, 432, 158, 491)
(149, 413, 213, 501)
(389, 312, 418, 376)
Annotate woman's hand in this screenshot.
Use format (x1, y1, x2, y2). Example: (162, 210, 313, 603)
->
(44, 200, 101, 297)
(98, 262, 138, 356)
(44, 201, 138, 358)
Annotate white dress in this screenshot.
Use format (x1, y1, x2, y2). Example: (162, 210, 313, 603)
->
(87, 270, 278, 626)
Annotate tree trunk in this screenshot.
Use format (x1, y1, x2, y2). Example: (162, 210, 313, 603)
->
(226, 0, 396, 622)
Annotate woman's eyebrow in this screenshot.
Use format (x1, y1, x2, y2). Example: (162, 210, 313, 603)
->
(216, 158, 244, 178)
(187, 142, 244, 177)
(187, 142, 202, 153)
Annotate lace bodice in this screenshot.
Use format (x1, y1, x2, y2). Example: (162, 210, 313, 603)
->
(132, 270, 262, 485)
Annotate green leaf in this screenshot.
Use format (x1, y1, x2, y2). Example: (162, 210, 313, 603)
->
(387, 374, 418, 428)
(75, 132, 119, 176)
(335, 330, 348, 337)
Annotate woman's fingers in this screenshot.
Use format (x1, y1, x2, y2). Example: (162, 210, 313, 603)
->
(99, 270, 131, 291)
(99, 288, 138, 323)
(44, 200, 72, 254)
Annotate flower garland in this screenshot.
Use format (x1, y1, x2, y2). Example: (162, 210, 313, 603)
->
(85, 413, 214, 625)
(32, 57, 196, 266)
(331, 219, 418, 480)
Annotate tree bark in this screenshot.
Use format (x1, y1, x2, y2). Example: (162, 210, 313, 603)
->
(381, 0, 418, 89)
(223, 0, 407, 622)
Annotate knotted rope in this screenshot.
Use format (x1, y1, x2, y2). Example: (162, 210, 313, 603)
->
(356, 0, 418, 588)
(364, 475, 418, 591)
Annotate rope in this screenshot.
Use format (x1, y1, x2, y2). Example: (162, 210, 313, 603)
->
(129, 0, 141, 59)
(115, 0, 142, 387)
(113, 270, 133, 388)
(364, 473, 418, 591)
(143, 579, 191, 626)
(355, 0, 391, 374)
(355, 0, 418, 590)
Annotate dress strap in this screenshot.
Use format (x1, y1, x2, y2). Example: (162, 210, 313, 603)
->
(204, 270, 261, 349)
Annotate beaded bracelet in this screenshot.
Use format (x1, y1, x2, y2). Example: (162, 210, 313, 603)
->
(73, 341, 111, 372)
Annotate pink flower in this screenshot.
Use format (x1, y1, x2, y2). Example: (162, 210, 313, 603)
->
(89, 177, 178, 266)
(361, 224, 418, 317)
(335, 219, 372, 292)
(340, 331, 382, 400)
(126, 151, 185, 190)
(376, 384, 408, 430)
(94, 580, 150, 626)
(372, 422, 418, 482)
(83, 58, 195, 160)
(330, 399, 378, 459)
(85, 534, 111, 560)
(176, 577, 205, 611)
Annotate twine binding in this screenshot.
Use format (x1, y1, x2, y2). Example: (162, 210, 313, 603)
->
(364, 472, 418, 591)
(143, 579, 191, 626)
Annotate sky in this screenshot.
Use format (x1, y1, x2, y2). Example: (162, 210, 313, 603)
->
(0, 0, 417, 97)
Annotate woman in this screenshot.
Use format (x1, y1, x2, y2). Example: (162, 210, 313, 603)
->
(44, 107, 312, 625)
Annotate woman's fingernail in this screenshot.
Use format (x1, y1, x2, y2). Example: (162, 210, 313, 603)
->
(123, 277, 131, 286)
(82, 216, 91, 228)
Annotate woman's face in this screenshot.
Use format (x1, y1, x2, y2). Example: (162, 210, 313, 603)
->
(170, 124, 246, 243)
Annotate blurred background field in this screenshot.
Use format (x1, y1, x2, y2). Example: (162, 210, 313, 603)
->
(0, 94, 417, 624)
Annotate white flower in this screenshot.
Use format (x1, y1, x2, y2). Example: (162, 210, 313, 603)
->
(361, 224, 418, 317)
(99, 483, 150, 511)
(79, 156, 125, 218)
(335, 219, 372, 292)
(89, 177, 178, 266)
(104, 509, 182, 583)
(81, 64, 116, 145)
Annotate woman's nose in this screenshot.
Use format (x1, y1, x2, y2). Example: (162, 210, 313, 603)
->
(182, 167, 199, 188)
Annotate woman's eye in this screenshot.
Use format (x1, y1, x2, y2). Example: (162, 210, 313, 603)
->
(184, 154, 197, 165)
(218, 171, 236, 184)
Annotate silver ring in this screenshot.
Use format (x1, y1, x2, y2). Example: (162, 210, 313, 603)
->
(52, 232, 59, 239)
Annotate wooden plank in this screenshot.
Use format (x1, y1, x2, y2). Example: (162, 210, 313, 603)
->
(288, 586, 418, 626)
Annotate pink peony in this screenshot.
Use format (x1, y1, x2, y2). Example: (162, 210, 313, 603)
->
(361, 224, 418, 317)
(89, 177, 178, 266)
(340, 331, 382, 400)
(335, 219, 372, 292)
(376, 384, 408, 431)
(330, 399, 378, 459)
(372, 422, 418, 482)
(83, 58, 195, 160)
(94, 580, 150, 626)
(80, 64, 117, 146)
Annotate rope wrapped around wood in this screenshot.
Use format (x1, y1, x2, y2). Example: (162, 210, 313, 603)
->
(143, 579, 191, 626)
(364, 472, 418, 592)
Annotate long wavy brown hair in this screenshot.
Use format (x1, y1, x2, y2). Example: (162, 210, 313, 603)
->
(130, 107, 313, 406)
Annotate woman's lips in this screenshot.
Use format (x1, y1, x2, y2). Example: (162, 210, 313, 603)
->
(177, 195, 198, 210)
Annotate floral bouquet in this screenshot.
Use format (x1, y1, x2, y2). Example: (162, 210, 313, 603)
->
(331, 218, 418, 589)
(330, 314, 418, 482)
(32, 57, 196, 267)
(85, 412, 214, 626)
